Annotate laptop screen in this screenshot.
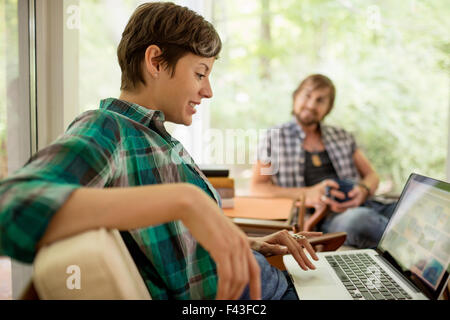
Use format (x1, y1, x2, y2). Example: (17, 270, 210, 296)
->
(378, 173, 450, 299)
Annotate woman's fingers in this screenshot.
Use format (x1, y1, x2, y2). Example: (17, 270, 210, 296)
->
(215, 256, 232, 300)
(230, 239, 250, 299)
(234, 239, 261, 300)
(297, 232, 322, 260)
(282, 231, 320, 269)
(295, 242, 317, 269)
(214, 226, 261, 300)
(297, 235, 319, 261)
(293, 246, 314, 270)
(183, 192, 261, 300)
(281, 232, 311, 270)
(215, 243, 249, 299)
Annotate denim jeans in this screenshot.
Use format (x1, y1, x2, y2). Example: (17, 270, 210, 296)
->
(280, 271, 299, 300)
(319, 200, 397, 249)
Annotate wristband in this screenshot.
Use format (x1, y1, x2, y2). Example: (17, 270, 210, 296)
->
(357, 182, 371, 196)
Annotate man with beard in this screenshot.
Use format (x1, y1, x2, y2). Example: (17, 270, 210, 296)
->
(251, 74, 396, 249)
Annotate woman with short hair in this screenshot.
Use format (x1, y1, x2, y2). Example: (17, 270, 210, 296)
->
(0, 2, 319, 300)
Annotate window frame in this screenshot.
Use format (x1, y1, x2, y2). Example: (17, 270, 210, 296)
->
(6, 0, 36, 300)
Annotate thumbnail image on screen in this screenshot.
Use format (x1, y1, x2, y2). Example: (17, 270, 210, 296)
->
(379, 179, 450, 290)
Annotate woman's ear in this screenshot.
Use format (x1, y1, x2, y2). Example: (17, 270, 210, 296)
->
(144, 45, 162, 78)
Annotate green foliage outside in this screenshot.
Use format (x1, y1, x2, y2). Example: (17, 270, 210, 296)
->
(210, 0, 450, 193)
(2, 0, 448, 192)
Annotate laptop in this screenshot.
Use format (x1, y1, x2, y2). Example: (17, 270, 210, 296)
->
(283, 173, 450, 300)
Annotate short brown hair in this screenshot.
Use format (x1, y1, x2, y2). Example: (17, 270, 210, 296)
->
(292, 74, 336, 111)
(117, 2, 222, 91)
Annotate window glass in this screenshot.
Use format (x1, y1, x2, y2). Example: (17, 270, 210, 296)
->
(78, 0, 211, 161)
(78, 0, 141, 112)
(76, 0, 449, 194)
(210, 0, 450, 193)
(0, 0, 19, 179)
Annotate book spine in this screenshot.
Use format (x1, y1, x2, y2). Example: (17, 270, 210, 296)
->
(208, 177, 234, 189)
(215, 188, 235, 199)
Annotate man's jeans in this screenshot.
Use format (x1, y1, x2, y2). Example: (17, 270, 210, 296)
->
(319, 200, 397, 249)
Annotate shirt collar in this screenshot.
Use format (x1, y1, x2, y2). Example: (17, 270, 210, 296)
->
(100, 97, 181, 147)
(290, 118, 306, 139)
(99, 97, 165, 128)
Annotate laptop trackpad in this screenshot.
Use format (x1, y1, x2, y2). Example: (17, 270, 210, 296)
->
(285, 255, 350, 300)
(291, 267, 336, 287)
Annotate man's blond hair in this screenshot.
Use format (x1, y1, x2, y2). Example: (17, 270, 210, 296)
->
(292, 74, 336, 111)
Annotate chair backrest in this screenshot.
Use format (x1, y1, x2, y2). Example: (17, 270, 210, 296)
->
(33, 228, 151, 300)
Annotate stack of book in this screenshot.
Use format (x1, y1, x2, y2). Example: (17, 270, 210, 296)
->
(200, 167, 234, 209)
(208, 177, 235, 209)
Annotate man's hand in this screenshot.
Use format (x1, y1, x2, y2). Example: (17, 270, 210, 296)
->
(320, 184, 369, 212)
(249, 230, 322, 271)
(304, 179, 346, 208)
(339, 184, 369, 209)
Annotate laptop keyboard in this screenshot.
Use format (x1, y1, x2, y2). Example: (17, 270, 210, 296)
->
(325, 253, 413, 300)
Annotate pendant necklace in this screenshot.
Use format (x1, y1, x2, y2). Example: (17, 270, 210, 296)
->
(311, 151, 322, 167)
(304, 132, 323, 167)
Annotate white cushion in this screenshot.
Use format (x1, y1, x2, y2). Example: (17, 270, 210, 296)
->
(33, 228, 151, 300)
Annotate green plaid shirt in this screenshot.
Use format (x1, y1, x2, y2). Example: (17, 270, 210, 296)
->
(0, 98, 222, 299)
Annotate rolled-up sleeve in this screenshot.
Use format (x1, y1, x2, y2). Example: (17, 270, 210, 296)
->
(0, 110, 119, 263)
(348, 131, 358, 155)
(0, 178, 79, 263)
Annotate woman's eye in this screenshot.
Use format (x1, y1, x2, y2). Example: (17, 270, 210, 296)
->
(196, 73, 205, 80)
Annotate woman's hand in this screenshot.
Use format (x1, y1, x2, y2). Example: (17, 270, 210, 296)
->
(36, 182, 261, 300)
(181, 185, 261, 300)
(249, 230, 322, 271)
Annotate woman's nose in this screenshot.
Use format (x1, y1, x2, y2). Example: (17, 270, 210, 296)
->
(200, 79, 213, 99)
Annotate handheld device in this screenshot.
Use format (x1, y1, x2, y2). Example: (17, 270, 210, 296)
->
(325, 179, 355, 203)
